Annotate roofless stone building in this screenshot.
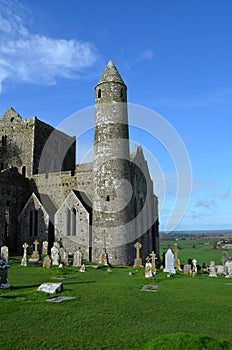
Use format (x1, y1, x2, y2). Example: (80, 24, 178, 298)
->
(0, 60, 159, 266)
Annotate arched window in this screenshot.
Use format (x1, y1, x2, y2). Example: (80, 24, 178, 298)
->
(98, 89, 101, 98)
(106, 195, 110, 202)
(66, 209, 71, 236)
(120, 88, 123, 98)
(2, 135, 7, 146)
(22, 166, 26, 177)
(71, 208, 77, 236)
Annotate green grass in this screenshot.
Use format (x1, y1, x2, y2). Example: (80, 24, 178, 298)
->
(160, 237, 232, 265)
(1, 255, 232, 350)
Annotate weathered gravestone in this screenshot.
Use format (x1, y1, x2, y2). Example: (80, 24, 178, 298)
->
(43, 255, 51, 268)
(184, 264, 192, 275)
(73, 248, 83, 267)
(29, 239, 40, 262)
(225, 261, 232, 278)
(59, 247, 69, 266)
(150, 251, 157, 274)
(37, 283, 63, 294)
(1, 245, 9, 262)
(21, 242, 28, 267)
(145, 257, 153, 279)
(51, 244, 60, 266)
(42, 241, 48, 255)
(216, 265, 225, 276)
(209, 263, 217, 277)
(173, 243, 180, 270)
(79, 264, 86, 272)
(163, 249, 176, 274)
(0, 259, 10, 289)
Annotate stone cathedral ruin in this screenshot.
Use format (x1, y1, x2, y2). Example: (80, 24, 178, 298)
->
(0, 60, 159, 266)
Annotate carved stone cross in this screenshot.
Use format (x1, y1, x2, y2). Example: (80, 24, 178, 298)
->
(134, 242, 142, 259)
(150, 251, 157, 273)
(33, 240, 39, 251)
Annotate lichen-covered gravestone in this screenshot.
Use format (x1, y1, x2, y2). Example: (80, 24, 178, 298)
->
(0, 259, 10, 289)
(1, 245, 9, 262)
(51, 244, 60, 266)
(73, 248, 83, 267)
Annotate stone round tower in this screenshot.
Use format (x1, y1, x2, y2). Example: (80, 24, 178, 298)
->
(92, 59, 134, 266)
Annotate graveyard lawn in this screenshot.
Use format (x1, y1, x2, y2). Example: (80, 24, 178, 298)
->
(1, 260, 232, 350)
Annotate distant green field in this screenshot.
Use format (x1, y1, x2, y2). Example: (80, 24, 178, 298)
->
(1, 254, 232, 349)
(160, 237, 232, 266)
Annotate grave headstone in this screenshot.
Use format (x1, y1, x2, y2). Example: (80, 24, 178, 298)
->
(183, 264, 192, 275)
(133, 242, 143, 268)
(150, 251, 157, 274)
(225, 261, 232, 278)
(43, 255, 51, 268)
(79, 264, 86, 272)
(1, 245, 9, 262)
(73, 248, 83, 267)
(37, 283, 63, 294)
(21, 242, 28, 267)
(209, 264, 217, 277)
(216, 265, 225, 276)
(192, 259, 197, 273)
(145, 257, 153, 279)
(163, 249, 176, 274)
(59, 247, 69, 266)
(42, 241, 48, 255)
(173, 243, 180, 270)
(29, 239, 40, 262)
(0, 258, 10, 289)
(51, 244, 60, 266)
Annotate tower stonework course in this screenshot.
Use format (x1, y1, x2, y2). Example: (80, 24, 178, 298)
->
(0, 60, 159, 265)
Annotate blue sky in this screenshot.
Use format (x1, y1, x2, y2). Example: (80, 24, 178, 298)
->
(0, 0, 231, 232)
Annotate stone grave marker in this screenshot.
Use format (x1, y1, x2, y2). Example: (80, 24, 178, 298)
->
(216, 265, 225, 275)
(150, 251, 157, 274)
(1, 245, 9, 262)
(60, 247, 69, 266)
(73, 248, 83, 267)
(184, 264, 192, 275)
(79, 264, 86, 272)
(192, 259, 197, 272)
(51, 244, 60, 266)
(173, 243, 180, 270)
(209, 263, 217, 277)
(42, 241, 48, 255)
(0, 259, 10, 289)
(43, 255, 51, 268)
(145, 256, 153, 278)
(163, 249, 176, 274)
(29, 239, 40, 262)
(133, 242, 143, 268)
(37, 283, 63, 294)
(21, 242, 28, 267)
(225, 261, 232, 278)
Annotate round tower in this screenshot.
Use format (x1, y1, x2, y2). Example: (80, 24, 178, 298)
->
(92, 59, 134, 266)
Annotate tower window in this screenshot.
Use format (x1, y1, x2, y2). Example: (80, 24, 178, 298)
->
(98, 89, 101, 98)
(106, 195, 110, 202)
(120, 88, 123, 98)
(2, 135, 7, 146)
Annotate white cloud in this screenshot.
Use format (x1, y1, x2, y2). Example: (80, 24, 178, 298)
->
(0, 0, 98, 92)
(136, 49, 153, 62)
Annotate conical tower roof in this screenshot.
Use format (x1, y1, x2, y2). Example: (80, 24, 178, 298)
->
(97, 59, 126, 86)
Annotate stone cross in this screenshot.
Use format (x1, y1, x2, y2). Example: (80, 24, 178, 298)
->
(173, 243, 180, 269)
(133, 242, 143, 268)
(145, 256, 153, 278)
(134, 242, 142, 259)
(33, 240, 39, 251)
(21, 242, 28, 266)
(150, 251, 157, 274)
